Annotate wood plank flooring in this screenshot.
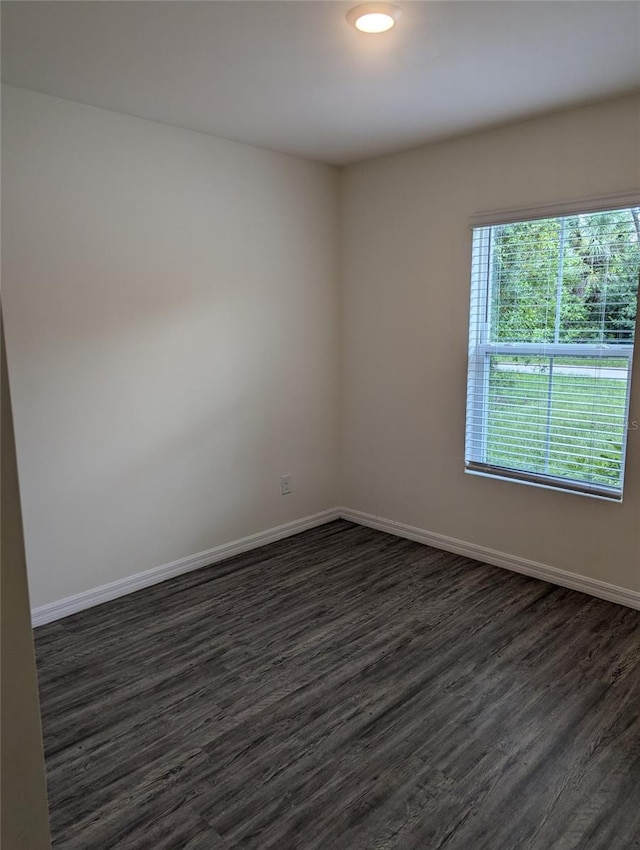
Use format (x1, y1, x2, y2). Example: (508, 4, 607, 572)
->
(34, 520, 640, 849)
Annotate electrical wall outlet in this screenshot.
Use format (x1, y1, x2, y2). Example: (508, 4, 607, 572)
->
(281, 474, 292, 495)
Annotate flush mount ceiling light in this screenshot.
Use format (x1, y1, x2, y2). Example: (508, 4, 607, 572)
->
(346, 3, 401, 33)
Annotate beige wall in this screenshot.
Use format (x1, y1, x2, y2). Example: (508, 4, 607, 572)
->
(3, 86, 640, 613)
(1, 315, 51, 849)
(2, 86, 340, 608)
(340, 95, 640, 593)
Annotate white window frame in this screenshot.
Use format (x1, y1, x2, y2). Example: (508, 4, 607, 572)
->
(465, 198, 639, 501)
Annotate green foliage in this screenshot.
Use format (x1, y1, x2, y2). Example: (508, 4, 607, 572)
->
(489, 208, 640, 345)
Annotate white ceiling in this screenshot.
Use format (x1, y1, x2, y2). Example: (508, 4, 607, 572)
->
(2, 1, 639, 165)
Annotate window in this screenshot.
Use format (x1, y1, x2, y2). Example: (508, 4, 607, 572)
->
(465, 204, 640, 500)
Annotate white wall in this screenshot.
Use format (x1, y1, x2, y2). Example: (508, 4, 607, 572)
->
(2, 86, 340, 608)
(341, 95, 640, 593)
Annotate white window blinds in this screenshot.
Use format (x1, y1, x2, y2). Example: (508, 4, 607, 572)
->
(465, 206, 640, 500)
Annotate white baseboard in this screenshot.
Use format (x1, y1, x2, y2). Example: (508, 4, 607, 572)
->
(32, 504, 639, 627)
(339, 507, 640, 611)
(31, 508, 340, 627)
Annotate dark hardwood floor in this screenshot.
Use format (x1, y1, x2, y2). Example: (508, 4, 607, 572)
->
(34, 520, 640, 849)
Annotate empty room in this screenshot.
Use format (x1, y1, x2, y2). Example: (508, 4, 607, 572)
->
(1, 1, 640, 848)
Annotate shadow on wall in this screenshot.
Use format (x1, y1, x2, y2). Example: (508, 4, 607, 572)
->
(1, 309, 51, 849)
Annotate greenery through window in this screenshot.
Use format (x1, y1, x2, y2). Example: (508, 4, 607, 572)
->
(465, 206, 639, 499)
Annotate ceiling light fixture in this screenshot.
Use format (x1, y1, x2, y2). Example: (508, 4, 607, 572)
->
(346, 3, 401, 33)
